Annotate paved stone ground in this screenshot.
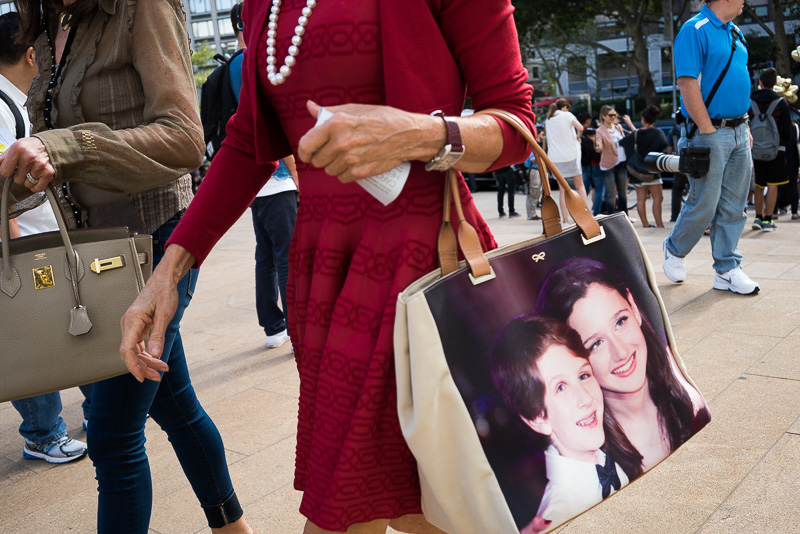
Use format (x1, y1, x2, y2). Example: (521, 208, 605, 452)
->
(1, 187, 799, 533)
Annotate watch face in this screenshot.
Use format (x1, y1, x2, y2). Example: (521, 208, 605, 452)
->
(426, 145, 465, 171)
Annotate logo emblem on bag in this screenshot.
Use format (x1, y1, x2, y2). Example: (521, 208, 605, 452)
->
(33, 266, 55, 289)
(34, 253, 47, 261)
(531, 252, 546, 262)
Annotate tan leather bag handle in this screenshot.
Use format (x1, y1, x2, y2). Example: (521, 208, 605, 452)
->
(438, 108, 602, 278)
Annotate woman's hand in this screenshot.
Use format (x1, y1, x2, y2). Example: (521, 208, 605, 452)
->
(119, 244, 195, 382)
(297, 100, 441, 183)
(621, 114, 636, 131)
(119, 269, 177, 382)
(0, 137, 56, 193)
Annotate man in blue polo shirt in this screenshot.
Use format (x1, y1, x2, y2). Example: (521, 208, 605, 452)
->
(663, 0, 759, 295)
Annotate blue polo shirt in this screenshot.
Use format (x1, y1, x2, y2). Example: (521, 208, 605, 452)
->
(675, 5, 749, 120)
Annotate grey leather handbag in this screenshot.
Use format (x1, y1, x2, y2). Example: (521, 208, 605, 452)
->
(0, 180, 152, 403)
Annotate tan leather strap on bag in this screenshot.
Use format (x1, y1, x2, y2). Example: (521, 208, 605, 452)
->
(439, 168, 492, 278)
(438, 108, 602, 279)
(478, 109, 600, 238)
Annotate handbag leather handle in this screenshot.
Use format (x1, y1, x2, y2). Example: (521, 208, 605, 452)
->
(1, 179, 92, 335)
(477, 109, 600, 237)
(438, 109, 602, 278)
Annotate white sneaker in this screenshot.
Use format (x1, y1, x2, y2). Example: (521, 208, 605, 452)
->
(662, 240, 686, 283)
(266, 329, 290, 348)
(713, 267, 759, 295)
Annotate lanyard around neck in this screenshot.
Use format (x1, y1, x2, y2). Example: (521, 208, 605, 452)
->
(43, 16, 82, 227)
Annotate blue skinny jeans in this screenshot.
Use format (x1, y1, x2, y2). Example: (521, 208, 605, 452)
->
(86, 212, 241, 533)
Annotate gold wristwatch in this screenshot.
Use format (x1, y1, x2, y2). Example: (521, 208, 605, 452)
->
(425, 110, 465, 171)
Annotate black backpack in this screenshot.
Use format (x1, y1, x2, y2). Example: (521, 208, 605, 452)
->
(200, 48, 244, 160)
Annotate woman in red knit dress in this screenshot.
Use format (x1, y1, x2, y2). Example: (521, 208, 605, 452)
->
(120, 0, 535, 532)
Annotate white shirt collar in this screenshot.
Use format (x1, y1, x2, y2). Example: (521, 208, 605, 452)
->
(0, 74, 27, 109)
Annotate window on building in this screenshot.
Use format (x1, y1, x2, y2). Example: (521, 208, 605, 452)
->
(216, 0, 236, 12)
(192, 20, 215, 39)
(529, 66, 540, 80)
(596, 20, 624, 40)
(221, 40, 239, 56)
(188, 0, 210, 14)
(567, 56, 587, 83)
(740, 5, 768, 24)
(597, 53, 631, 80)
(218, 18, 234, 36)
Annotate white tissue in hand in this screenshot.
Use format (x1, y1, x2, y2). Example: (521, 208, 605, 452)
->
(313, 107, 410, 206)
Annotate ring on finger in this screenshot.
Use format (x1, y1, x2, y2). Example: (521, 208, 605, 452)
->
(26, 173, 39, 185)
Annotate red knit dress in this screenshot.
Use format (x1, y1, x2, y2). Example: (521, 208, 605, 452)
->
(169, 0, 534, 529)
(259, 3, 496, 528)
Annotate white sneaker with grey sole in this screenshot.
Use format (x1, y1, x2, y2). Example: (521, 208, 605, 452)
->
(713, 267, 759, 295)
(266, 329, 290, 348)
(662, 240, 686, 283)
(23, 435, 87, 464)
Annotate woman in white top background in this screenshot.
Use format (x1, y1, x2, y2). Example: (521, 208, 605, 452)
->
(544, 98, 590, 223)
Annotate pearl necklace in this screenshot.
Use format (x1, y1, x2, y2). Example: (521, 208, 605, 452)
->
(266, 0, 318, 86)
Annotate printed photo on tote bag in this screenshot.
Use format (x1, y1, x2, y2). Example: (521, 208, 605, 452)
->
(402, 214, 710, 533)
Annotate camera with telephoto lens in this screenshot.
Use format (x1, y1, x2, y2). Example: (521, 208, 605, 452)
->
(643, 146, 711, 178)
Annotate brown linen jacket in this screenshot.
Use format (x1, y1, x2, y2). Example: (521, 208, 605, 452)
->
(21, 0, 203, 233)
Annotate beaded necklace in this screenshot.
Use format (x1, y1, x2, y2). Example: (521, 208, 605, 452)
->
(44, 16, 83, 226)
(265, 0, 318, 85)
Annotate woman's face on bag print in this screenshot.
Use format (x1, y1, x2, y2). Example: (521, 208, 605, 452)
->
(566, 283, 648, 395)
(527, 345, 606, 463)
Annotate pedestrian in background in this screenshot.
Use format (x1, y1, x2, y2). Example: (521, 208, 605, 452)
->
(224, 2, 299, 349)
(621, 105, 667, 228)
(667, 118, 689, 223)
(545, 98, 589, 222)
(579, 128, 604, 216)
(495, 165, 520, 217)
(748, 67, 798, 232)
(663, 0, 758, 295)
(523, 152, 542, 221)
(595, 106, 630, 216)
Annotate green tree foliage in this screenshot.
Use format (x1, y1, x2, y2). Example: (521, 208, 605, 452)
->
(512, 0, 664, 106)
(743, 0, 799, 77)
(191, 42, 218, 90)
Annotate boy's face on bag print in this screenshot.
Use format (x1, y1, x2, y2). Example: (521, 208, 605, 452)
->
(567, 283, 648, 395)
(525, 345, 605, 463)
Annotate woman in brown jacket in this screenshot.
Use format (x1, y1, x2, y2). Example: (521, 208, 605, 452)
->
(0, 1, 253, 532)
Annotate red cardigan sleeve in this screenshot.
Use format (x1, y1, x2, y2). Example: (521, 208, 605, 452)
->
(439, 0, 535, 169)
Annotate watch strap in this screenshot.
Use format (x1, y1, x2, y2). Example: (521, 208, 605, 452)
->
(426, 110, 465, 171)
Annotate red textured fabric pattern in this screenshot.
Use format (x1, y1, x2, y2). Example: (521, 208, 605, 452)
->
(168, 0, 533, 529)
